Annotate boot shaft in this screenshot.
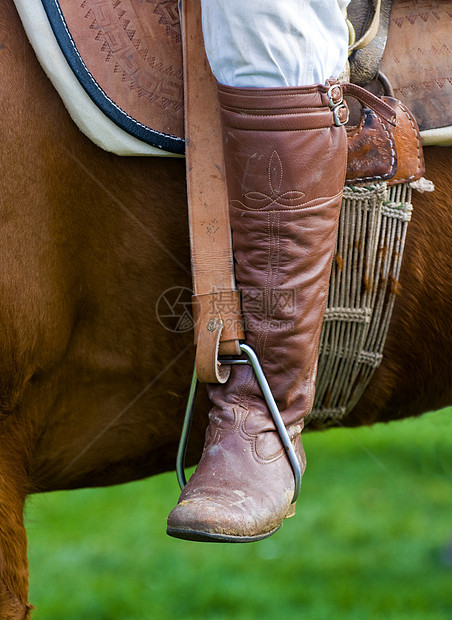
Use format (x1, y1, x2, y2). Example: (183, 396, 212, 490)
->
(218, 82, 348, 210)
(209, 83, 348, 425)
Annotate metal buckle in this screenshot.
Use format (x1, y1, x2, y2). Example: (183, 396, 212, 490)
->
(333, 103, 350, 126)
(327, 83, 343, 108)
(176, 343, 302, 504)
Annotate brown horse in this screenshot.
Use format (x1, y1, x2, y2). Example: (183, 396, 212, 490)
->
(1, 1, 452, 617)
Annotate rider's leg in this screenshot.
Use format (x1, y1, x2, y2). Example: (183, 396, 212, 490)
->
(201, 0, 349, 88)
(167, 0, 350, 542)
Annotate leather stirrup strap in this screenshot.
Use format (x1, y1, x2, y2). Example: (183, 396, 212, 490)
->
(181, 0, 244, 384)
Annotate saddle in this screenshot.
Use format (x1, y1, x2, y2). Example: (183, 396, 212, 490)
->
(350, 0, 452, 145)
(14, 0, 452, 154)
(14, 0, 185, 155)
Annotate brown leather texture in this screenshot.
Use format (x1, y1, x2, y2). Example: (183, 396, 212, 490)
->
(343, 82, 397, 123)
(181, 0, 243, 381)
(346, 107, 397, 184)
(52, 0, 451, 141)
(380, 0, 452, 131)
(383, 96, 425, 185)
(167, 84, 348, 541)
(346, 94, 425, 185)
(343, 83, 397, 185)
(192, 291, 244, 383)
(192, 291, 244, 345)
(58, 0, 184, 139)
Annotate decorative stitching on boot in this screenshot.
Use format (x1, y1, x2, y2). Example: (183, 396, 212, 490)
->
(240, 212, 282, 418)
(231, 151, 306, 210)
(259, 211, 281, 365)
(230, 190, 346, 214)
(239, 408, 287, 464)
(257, 212, 278, 367)
(208, 407, 242, 449)
(270, 212, 282, 321)
(207, 407, 286, 464)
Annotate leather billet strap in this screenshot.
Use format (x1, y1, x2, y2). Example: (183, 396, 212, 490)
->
(343, 83, 396, 124)
(181, 0, 244, 384)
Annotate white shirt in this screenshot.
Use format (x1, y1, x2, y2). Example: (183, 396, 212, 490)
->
(201, 0, 350, 87)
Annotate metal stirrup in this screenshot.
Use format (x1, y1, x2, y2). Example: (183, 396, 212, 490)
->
(176, 343, 302, 504)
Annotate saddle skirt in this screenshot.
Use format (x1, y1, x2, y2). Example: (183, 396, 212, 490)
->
(380, 0, 452, 146)
(14, 0, 452, 155)
(14, 0, 185, 156)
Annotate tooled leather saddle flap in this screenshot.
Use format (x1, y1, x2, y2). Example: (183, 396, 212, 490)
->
(349, 0, 452, 134)
(380, 0, 452, 133)
(346, 94, 425, 185)
(37, 0, 185, 153)
(17, 0, 451, 155)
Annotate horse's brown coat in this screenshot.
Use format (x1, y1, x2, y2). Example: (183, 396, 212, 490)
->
(1, 1, 451, 616)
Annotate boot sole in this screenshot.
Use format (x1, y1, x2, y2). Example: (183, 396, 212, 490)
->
(166, 524, 281, 544)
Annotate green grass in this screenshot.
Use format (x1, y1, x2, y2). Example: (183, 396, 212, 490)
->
(26, 408, 452, 619)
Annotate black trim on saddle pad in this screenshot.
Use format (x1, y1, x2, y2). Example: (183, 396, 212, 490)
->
(41, 0, 185, 154)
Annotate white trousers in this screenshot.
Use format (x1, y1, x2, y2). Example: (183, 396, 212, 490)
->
(200, 0, 350, 87)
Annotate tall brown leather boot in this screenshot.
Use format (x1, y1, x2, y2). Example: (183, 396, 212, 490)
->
(167, 82, 348, 542)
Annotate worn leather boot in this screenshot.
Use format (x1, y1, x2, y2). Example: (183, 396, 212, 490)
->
(167, 82, 348, 542)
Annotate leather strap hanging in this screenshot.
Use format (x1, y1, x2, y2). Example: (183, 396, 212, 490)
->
(181, 0, 244, 384)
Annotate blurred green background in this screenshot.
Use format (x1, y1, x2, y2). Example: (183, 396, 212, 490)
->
(26, 408, 452, 619)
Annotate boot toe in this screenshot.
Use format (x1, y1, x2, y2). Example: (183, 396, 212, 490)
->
(166, 484, 292, 543)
